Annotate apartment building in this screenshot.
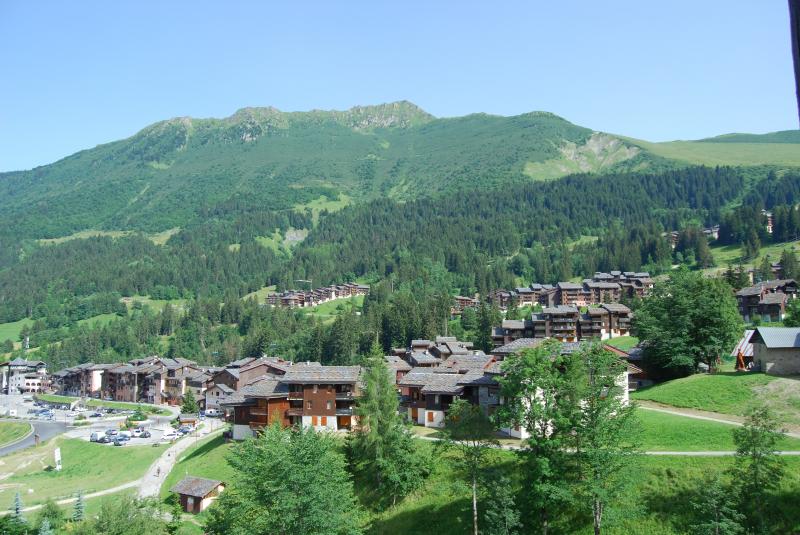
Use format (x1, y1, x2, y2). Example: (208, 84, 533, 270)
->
(267, 283, 369, 309)
(735, 279, 798, 322)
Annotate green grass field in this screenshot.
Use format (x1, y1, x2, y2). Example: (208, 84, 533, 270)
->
(243, 285, 276, 302)
(36, 228, 179, 247)
(626, 138, 800, 168)
(35, 394, 169, 415)
(159, 434, 235, 500)
(636, 408, 800, 451)
(606, 335, 639, 351)
(0, 422, 31, 448)
(0, 437, 164, 508)
(708, 239, 800, 270)
(302, 295, 364, 319)
(121, 295, 188, 311)
(0, 317, 32, 345)
(76, 313, 120, 328)
(294, 193, 352, 226)
(631, 372, 777, 416)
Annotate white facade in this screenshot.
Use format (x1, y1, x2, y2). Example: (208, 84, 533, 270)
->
(232, 424, 254, 441)
(422, 409, 445, 428)
(301, 415, 338, 431)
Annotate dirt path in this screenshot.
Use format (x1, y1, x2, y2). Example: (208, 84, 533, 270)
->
(637, 400, 800, 438)
(137, 419, 223, 498)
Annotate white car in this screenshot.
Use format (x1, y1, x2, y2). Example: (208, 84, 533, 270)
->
(162, 431, 179, 441)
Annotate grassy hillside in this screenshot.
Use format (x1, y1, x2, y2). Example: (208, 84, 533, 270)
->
(626, 137, 800, 167)
(0, 103, 662, 241)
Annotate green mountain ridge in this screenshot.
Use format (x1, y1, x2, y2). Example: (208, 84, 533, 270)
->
(0, 102, 655, 239)
(1, 101, 798, 244)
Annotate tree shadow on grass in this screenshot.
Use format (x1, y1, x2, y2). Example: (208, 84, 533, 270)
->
(366, 496, 471, 535)
(178, 435, 227, 464)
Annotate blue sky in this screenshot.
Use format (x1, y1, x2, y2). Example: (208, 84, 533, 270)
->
(0, 0, 796, 171)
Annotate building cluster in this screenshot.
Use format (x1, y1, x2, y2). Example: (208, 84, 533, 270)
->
(492, 302, 633, 346)
(0, 358, 48, 394)
(51, 356, 211, 405)
(266, 282, 369, 308)
(735, 279, 798, 323)
(453, 271, 652, 313)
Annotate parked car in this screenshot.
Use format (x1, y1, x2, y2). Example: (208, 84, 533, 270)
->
(89, 412, 103, 418)
(205, 409, 221, 418)
(118, 431, 132, 440)
(97, 435, 112, 444)
(162, 431, 179, 441)
(105, 429, 118, 436)
(113, 438, 125, 446)
(178, 425, 194, 434)
(140, 430, 152, 439)
(131, 428, 143, 438)
(90, 432, 100, 442)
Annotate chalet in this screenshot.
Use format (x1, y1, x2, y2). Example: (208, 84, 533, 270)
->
(3, 359, 47, 394)
(556, 282, 586, 307)
(493, 304, 632, 346)
(205, 383, 234, 411)
(735, 279, 798, 322)
(582, 281, 622, 303)
(385, 355, 412, 383)
(750, 327, 800, 375)
(452, 295, 479, 313)
(223, 363, 362, 439)
(171, 477, 224, 514)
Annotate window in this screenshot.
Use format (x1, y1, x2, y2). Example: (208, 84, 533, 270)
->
(326, 401, 332, 410)
(313, 384, 318, 393)
(307, 400, 313, 410)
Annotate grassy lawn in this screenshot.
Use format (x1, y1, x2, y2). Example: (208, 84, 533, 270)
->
(76, 313, 120, 328)
(0, 437, 164, 508)
(159, 434, 235, 500)
(368, 441, 800, 535)
(243, 285, 276, 302)
(36, 394, 169, 415)
(301, 295, 364, 319)
(636, 408, 800, 451)
(624, 138, 800, 167)
(0, 422, 31, 448)
(631, 371, 776, 415)
(0, 317, 33, 345)
(708, 239, 800, 269)
(294, 193, 352, 226)
(606, 335, 639, 351)
(121, 295, 188, 312)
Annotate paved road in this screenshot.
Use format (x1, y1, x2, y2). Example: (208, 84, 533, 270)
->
(138, 419, 223, 498)
(637, 401, 800, 439)
(0, 420, 66, 457)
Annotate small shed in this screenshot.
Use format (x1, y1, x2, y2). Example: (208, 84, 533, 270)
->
(170, 476, 225, 513)
(178, 413, 199, 426)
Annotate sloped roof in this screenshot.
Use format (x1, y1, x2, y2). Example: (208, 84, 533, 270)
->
(760, 292, 787, 305)
(601, 303, 632, 314)
(240, 377, 289, 399)
(730, 330, 755, 358)
(171, 476, 223, 498)
(384, 355, 412, 371)
(752, 327, 800, 349)
(492, 338, 545, 355)
(282, 365, 361, 384)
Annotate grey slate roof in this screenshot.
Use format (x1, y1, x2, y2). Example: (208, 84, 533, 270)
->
(171, 476, 223, 498)
(753, 327, 800, 348)
(557, 282, 583, 290)
(440, 353, 493, 371)
(214, 383, 234, 394)
(492, 338, 545, 355)
(760, 292, 787, 305)
(601, 303, 632, 313)
(420, 373, 465, 395)
(543, 305, 579, 315)
(282, 365, 361, 384)
(385, 355, 412, 371)
(240, 377, 289, 398)
(409, 351, 440, 365)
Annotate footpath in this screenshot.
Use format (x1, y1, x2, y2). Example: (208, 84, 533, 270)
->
(138, 419, 223, 498)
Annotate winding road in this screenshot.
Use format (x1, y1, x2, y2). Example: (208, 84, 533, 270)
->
(0, 420, 65, 457)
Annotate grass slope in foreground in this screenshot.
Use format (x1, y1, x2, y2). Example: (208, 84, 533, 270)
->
(0, 437, 164, 508)
(0, 422, 31, 448)
(636, 408, 800, 451)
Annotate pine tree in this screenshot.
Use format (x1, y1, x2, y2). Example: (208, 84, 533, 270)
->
(349, 341, 429, 507)
(181, 389, 199, 414)
(689, 474, 744, 535)
(758, 256, 773, 282)
(481, 475, 521, 535)
(12, 492, 25, 524)
(37, 518, 53, 535)
(72, 491, 84, 522)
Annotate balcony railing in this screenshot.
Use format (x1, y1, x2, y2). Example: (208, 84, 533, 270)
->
(287, 391, 303, 400)
(336, 408, 354, 416)
(335, 391, 354, 400)
(286, 408, 303, 417)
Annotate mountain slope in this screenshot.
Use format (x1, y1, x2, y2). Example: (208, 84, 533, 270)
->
(0, 102, 655, 239)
